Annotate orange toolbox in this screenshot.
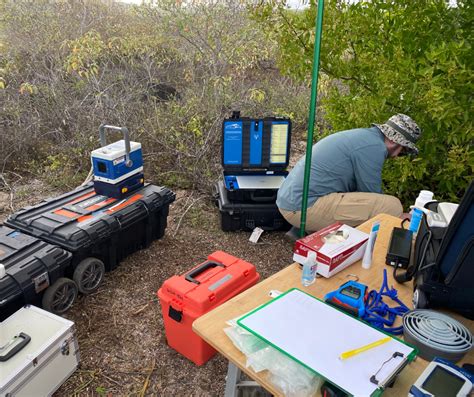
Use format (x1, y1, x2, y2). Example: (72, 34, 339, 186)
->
(157, 251, 259, 365)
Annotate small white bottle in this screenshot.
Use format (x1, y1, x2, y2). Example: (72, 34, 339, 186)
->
(414, 190, 434, 210)
(301, 251, 317, 286)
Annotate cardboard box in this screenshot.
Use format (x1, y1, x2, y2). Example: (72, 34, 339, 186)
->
(293, 223, 369, 278)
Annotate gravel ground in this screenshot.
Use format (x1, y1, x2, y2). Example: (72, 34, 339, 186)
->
(1, 183, 295, 397)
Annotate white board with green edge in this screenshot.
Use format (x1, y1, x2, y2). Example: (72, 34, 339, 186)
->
(237, 288, 417, 397)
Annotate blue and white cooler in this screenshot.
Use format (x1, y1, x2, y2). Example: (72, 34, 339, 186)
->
(92, 124, 144, 198)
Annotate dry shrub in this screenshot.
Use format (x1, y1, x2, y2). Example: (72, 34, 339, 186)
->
(0, 0, 309, 192)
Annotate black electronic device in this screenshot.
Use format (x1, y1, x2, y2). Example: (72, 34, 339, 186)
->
(385, 227, 413, 269)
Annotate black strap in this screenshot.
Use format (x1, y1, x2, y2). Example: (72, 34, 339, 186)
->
(242, 120, 251, 168)
(394, 230, 432, 283)
(261, 120, 272, 168)
(386, 120, 417, 144)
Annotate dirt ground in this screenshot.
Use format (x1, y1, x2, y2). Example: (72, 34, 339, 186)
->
(0, 179, 298, 396)
(0, 136, 307, 396)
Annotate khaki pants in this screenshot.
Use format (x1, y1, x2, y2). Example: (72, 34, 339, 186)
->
(279, 192, 402, 232)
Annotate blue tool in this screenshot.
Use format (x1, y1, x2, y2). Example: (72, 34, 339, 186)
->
(362, 269, 410, 335)
(324, 280, 368, 317)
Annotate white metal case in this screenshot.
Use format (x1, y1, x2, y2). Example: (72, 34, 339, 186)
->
(0, 306, 79, 396)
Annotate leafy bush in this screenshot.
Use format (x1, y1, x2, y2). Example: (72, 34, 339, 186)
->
(253, 0, 473, 205)
(0, 0, 309, 192)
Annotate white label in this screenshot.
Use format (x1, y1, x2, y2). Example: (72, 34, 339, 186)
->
(113, 155, 126, 165)
(208, 274, 232, 291)
(249, 227, 264, 243)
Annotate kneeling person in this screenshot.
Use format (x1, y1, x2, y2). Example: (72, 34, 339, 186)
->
(277, 114, 421, 232)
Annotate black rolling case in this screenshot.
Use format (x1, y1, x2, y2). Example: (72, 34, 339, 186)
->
(6, 182, 175, 272)
(215, 181, 290, 232)
(0, 225, 72, 320)
(411, 180, 474, 318)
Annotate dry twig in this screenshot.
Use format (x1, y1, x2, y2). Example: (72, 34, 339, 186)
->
(139, 358, 156, 397)
(172, 195, 204, 236)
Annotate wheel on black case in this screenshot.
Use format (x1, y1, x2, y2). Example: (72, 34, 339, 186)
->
(413, 288, 429, 309)
(42, 277, 78, 314)
(73, 257, 105, 294)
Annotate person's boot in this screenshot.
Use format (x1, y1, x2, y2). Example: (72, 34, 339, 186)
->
(285, 226, 301, 241)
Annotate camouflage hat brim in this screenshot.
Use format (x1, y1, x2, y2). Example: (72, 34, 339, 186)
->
(373, 123, 419, 155)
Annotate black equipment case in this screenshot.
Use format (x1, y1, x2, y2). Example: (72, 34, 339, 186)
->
(215, 180, 290, 232)
(0, 226, 72, 320)
(407, 181, 474, 318)
(221, 111, 292, 203)
(6, 182, 175, 272)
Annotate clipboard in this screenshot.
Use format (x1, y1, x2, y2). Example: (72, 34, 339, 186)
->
(237, 288, 417, 396)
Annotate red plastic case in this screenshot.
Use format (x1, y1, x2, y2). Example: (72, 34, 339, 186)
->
(158, 251, 259, 365)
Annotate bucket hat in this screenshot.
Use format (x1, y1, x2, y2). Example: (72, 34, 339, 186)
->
(373, 114, 421, 155)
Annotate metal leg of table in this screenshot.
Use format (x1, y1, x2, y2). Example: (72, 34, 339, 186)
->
(224, 362, 265, 397)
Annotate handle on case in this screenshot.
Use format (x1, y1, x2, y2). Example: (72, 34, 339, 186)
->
(185, 261, 225, 285)
(0, 332, 31, 362)
(249, 191, 277, 203)
(99, 124, 133, 167)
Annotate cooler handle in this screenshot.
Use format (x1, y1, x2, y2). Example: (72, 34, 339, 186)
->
(99, 124, 133, 167)
(185, 261, 225, 285)
(168, 306, 183, 323)
(0, 332, 31, 362)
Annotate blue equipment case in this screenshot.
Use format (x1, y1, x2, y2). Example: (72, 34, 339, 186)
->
(92, 124, 144, 198)
(221, 111, 291, 203)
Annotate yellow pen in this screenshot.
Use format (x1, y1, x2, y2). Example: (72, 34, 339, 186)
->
(339, 336, 392, 360)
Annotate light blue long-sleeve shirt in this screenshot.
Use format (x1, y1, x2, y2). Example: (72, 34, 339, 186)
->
(276, 127, 388, 211)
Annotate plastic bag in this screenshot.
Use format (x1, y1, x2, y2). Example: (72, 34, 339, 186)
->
(224, 315, 321, 397)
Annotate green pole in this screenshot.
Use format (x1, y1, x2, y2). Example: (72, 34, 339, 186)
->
(299, 0, 325, 237)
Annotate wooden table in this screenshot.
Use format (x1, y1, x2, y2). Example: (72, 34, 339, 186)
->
(193, 214, 474, 396)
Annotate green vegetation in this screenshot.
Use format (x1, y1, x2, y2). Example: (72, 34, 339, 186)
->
(254, 0, 473, 203)
(1, 0, 471, 206)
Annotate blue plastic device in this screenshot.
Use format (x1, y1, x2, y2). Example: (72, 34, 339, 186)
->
(324, 280, 368, 318)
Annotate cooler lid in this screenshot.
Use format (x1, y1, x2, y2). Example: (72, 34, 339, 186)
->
(0, 306, 74, 389)
(91, 140, 141, 161)
(222, 113, 291, 173)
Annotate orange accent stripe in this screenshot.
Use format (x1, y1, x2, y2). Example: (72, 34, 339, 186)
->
(107, 194, 143, 213)
(54, 209, 79, 218)
(68, 191, 96, 205)
(52, 191, 97, 217)
(77, 215, 93, 223)
(86, 197, 116, 211)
